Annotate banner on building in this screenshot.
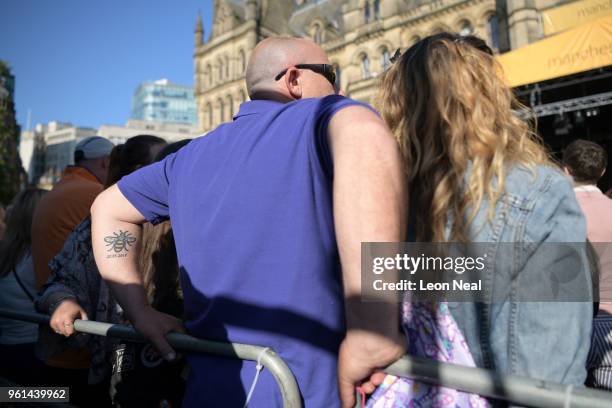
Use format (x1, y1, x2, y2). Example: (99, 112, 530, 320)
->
(497, 14, 612, 87)
(542, 0, 612, 35)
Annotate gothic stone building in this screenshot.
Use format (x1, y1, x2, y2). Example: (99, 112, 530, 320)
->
(193, 0, 566, 133)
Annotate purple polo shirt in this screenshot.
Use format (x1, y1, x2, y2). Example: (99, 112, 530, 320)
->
(118, 95, 372, 407)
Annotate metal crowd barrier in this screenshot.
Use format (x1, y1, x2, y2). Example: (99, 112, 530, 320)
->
(2, 308, 612, 408)
(0, 309, 301, 408)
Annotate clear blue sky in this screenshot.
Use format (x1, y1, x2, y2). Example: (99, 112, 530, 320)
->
(0, 0, 213, 129)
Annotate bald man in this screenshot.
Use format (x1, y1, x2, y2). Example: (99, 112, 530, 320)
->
(92, 37, 406, 407)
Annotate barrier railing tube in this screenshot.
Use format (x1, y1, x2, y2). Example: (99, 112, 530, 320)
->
(381, 356, 612, 408)
(0, 309, 302, 408)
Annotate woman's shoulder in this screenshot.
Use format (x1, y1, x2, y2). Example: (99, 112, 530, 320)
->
(504, 164, 573, 207)
(506, 163, 586, 241)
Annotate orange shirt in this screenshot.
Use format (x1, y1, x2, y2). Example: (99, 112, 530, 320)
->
(31, 166, 103, 370)
(32, 166, 103, 288)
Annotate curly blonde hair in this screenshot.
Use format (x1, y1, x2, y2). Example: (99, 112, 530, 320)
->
(376, 33, 551, 242)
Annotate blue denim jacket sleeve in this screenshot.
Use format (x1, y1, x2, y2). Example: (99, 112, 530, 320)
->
(491, 167, 592, 385)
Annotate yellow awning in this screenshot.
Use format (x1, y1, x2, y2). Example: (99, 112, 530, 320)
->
(497, 14, 612, 87)
(542, 0, 612, 36)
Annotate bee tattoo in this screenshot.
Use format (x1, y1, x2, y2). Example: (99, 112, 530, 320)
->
(104, 230, 137, 253)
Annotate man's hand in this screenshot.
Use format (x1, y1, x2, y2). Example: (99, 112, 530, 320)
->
(338, 332, 405, 408)
(50, 299, 88, 337)
(130, 305, 185, 361)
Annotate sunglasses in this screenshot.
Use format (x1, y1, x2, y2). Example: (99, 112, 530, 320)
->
(275, 64, 337, 88)
(389, 34, 494, 66)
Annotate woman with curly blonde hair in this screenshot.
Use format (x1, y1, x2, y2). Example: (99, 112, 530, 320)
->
(365, 33, 593, 406)
(378, 33, 550, 242)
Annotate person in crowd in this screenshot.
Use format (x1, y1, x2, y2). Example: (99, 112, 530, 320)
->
(90, 37, 406, 408)
(563, 139, 612, 390)
(364, 33, 592, 406)
(35, 135, 166, 406)
(30, 135, 113, 396)
(32, 135, 114, 288)
(563, 139, 612, 313)
(0, 189, 47, 386)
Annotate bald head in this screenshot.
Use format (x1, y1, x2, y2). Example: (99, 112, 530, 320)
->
(246, 37, 332, 100)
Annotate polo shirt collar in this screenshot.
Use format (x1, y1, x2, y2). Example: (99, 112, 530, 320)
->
(234, 100, 285, 119)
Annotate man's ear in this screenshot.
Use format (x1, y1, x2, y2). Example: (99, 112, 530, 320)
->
(285, 67, 302, 100)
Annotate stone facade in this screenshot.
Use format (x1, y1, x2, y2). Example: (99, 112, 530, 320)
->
(193, 0, 575, 133)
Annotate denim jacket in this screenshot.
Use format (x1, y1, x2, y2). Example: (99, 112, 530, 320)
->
(447, 164, 593, 387)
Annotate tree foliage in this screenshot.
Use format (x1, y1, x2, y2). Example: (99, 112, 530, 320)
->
(0, 60, 23, 206)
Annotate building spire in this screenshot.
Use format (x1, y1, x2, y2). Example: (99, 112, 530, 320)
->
(194, 10, 204, 46)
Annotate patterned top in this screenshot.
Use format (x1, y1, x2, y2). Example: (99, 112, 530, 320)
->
(365, 301, 490, 408)
(35, 216, 121, 384)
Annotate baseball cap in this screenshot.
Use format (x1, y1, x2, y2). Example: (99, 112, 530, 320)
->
(74, 136, 114, 162)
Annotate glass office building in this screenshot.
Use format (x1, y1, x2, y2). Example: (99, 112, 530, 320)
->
(131, 79, 197, 125)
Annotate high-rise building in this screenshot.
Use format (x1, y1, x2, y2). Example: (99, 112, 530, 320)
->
(131, 79, 197, 125)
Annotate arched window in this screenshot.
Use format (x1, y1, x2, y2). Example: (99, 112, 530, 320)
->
(218, 60, 224, 81)
(381, 47, 390, 70)
(224, 55, 230, 79)
(226, 95, 233, 119)
(239, 49, 246, 73)
(458, 20, 473, 36)
(361, 54, 370, 79)
(196, 63, 203, 91)
(206, 64, 212, 87)
(206, 102, 213, 128)
(488, 14, 500, 49)
(374, 0, 380, 20)
(218, 99, 225, 122)
(364, 1, 371, 24)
